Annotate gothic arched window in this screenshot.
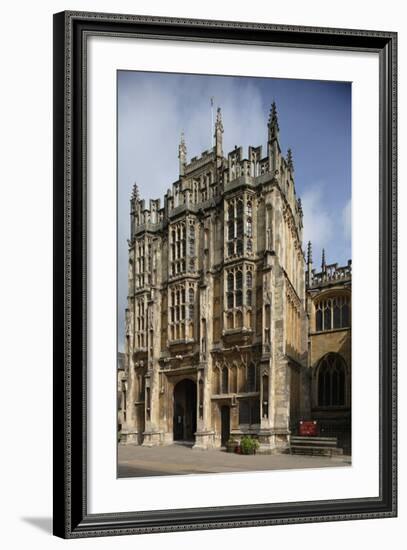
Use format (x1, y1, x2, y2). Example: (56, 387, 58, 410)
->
(317, 353, 347, 407)
(169, 282, 195, 341)
(226, 197, 250, 257)
(315, 295, 350, 332)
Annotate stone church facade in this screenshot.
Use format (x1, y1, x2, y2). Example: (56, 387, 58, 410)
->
(306, 247, 352, 453)
(119, 103, 351, 453)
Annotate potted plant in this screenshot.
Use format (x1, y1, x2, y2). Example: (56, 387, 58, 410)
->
(240, 435, 260, 455)
(226, 438, 238, 453)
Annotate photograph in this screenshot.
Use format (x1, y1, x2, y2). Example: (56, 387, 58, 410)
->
(50, 8, 396, 538)
(116, 71, 352, 478)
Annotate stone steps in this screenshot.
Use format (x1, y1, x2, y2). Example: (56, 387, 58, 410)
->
(291, 436, 338, 446)
(289, 436, 343, 457)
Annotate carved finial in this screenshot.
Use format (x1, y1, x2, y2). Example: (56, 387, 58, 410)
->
(287, 148, 294, 172)
(179, 131, 187, 158)
(214, 107, 224, 158)
(268, 100, 280, 141)
(321, 248, 326, 270)
(215, 107, 224, 133)
(178, 131, 187, 176)
(307, 241, 312, 265)
(132, 182, 140, 201)
(297, 197, 302, 214)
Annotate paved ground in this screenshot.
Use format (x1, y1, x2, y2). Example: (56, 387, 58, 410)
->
(118, 443, 351, 478)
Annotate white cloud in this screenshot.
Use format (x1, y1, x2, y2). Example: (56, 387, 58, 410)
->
(301, 185, 352, 269)
(118, 74, 270, 212)
(301, 183, 334, 251)
(342, 198, 351, 241)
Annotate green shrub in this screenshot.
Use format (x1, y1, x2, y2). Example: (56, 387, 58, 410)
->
(240, 435, 260, 455)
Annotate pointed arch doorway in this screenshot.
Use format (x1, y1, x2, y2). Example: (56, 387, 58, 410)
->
(173, 379, 197, 442)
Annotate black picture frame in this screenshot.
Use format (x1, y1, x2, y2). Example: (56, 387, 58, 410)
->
(53, 10, 397, 538)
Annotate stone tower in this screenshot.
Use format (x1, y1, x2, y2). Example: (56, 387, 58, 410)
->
(121, 103, 310, 453)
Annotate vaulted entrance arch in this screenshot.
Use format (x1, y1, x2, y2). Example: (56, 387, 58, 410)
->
(173, 379, 197, 442)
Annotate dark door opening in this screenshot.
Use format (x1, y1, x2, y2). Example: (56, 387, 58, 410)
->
(173, 379, 197, 442)
(221, 405, 230, 446)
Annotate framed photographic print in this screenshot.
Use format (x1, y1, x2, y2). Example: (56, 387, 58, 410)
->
(53, 11, 397, 538)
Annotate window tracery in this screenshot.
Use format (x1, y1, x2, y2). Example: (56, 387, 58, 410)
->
(135, 296, 146, 349)
(317, 353, 347, 407)
(168, 282, 195, 340)
(226, 197, 244, 257)
(315, 295, 350, 332)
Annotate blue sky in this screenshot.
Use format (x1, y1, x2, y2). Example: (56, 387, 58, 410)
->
(117, 71, 351, 350)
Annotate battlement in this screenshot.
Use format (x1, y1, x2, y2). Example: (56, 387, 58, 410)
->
(130, 102, 303, 234)
(131, 187, 164, 230)
(185, 149, 215, 174)
(309, 260, 352, 289)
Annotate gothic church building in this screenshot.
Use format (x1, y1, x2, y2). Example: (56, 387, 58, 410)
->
(119, 103, 351, 453)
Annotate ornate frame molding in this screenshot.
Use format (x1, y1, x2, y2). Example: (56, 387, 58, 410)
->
(53, 11, 397, 538)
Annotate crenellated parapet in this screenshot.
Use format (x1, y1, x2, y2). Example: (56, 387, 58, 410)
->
(131, 188, 164, 237)
(310, 261, 352, 288)
(130, 103, 302, 240)
(306, 245, 352, 290)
